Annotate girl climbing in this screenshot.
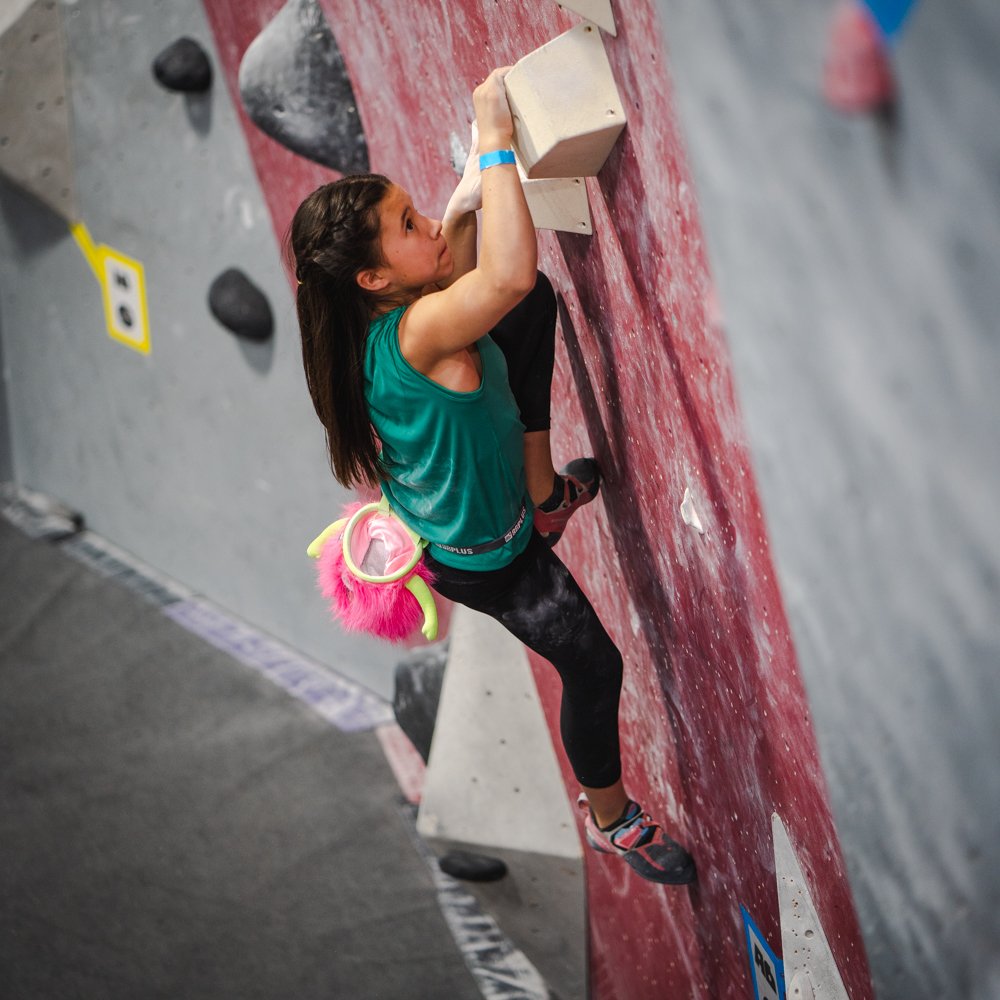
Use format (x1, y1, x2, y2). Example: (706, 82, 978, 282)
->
(288, 66, 695, 886)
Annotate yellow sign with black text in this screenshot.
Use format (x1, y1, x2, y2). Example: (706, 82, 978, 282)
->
(71, 222, 151, 355)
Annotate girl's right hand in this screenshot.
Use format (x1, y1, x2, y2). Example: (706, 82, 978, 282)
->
(472, 66, 515, 150)
(445, 121, 482, 218)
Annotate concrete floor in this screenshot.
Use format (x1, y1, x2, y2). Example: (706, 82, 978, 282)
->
(0, 517, 485, 999)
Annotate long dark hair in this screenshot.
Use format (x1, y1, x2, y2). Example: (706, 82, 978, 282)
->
(286, 174, 392, 488)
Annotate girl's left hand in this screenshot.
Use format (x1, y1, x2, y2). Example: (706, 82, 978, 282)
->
(445, 121, 483, 217)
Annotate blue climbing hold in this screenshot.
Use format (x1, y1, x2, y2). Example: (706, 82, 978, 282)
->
(861, 0, 919, 40)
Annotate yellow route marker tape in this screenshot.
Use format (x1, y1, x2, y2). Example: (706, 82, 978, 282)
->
(71, 221, 151, 355)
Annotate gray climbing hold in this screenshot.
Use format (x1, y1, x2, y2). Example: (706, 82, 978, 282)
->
(208, 269, 274, 342)
(392, 640, 449, 763)
(152, 37, 213, 93)
(238, 0, 369, 174)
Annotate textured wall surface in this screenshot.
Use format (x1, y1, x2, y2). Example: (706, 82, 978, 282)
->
(655, 2, 1000, 997)
(4, 0, 994, 997)
(0, 0, 398, 695)
(0, 303, 10, 482)
(202, 1, 870, 997)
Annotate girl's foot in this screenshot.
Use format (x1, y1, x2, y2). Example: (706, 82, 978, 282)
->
(577, 794, 697, 885)
(533, 458, 601, 547)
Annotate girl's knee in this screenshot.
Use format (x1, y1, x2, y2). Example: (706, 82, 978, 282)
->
(531, 271, 556, 315)
(605, 644, 625, 690)
(565, 640, 623, 699)
(590, 637, 624, 695)
(514, 271, 554, 326)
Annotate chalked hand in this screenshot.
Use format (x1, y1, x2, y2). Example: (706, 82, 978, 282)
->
(444, 122, 483, 218)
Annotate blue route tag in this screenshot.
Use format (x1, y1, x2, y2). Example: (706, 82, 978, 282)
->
(741, 906, 785, 1000)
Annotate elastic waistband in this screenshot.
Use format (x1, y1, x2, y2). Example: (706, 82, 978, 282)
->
(431, 502, 529, 557)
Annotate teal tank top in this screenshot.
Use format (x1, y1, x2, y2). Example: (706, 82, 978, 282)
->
(363, 305, 533, 571)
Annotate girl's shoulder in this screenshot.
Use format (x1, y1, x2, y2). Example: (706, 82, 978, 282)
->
(366, 305, 408, 358)
(368, 304, 408, 338)
(365, 305, 411, 383)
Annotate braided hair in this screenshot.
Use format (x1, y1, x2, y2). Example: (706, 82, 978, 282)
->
(286, 174, 392, 488)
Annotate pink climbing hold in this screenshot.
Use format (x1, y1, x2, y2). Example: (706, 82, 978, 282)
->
(823, 0, 896, 113)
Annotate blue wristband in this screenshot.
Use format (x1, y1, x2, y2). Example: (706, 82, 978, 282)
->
(478, 149, 516, 171)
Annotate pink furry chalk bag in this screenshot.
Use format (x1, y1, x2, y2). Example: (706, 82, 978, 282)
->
(307, 495, 438, 643)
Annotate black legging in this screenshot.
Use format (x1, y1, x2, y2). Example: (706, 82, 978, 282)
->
(487, 270, 557, 433)
(424, 273, 624, 789)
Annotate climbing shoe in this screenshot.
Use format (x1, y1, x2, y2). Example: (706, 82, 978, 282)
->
(577, 794, 697, 886)
(533, 457, 601, 547)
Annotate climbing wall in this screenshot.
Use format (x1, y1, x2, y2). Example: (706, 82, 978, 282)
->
(656, 1, 1000, 998)
(0, 308, 10, 483)
(199, 1, 870, 998)
(2, 0, 997, 998)
(0, 0, 400, 696)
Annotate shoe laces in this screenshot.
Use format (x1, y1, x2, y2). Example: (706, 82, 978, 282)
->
(611, 805, 657, 849)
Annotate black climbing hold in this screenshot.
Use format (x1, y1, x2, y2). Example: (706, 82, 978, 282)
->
(238, 0, 369, 173)
(392, 641, 448, 763)
(438, 850, 508, 883)
(208, 269, 274, 342)
(152, 37, 213, 93)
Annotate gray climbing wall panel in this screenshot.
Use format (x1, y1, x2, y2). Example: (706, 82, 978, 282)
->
(0, 0, 77, 221)
(0, 0, 398, 696)
(0, 305, 10, 483)
(655, 1, 1000, 997)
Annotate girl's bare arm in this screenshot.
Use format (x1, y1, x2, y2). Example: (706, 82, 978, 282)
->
(401, 68, 536, 365)
(436, 125, 481, 289)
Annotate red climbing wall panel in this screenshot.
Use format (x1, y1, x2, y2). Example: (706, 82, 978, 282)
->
(202, 1, 874, 996)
